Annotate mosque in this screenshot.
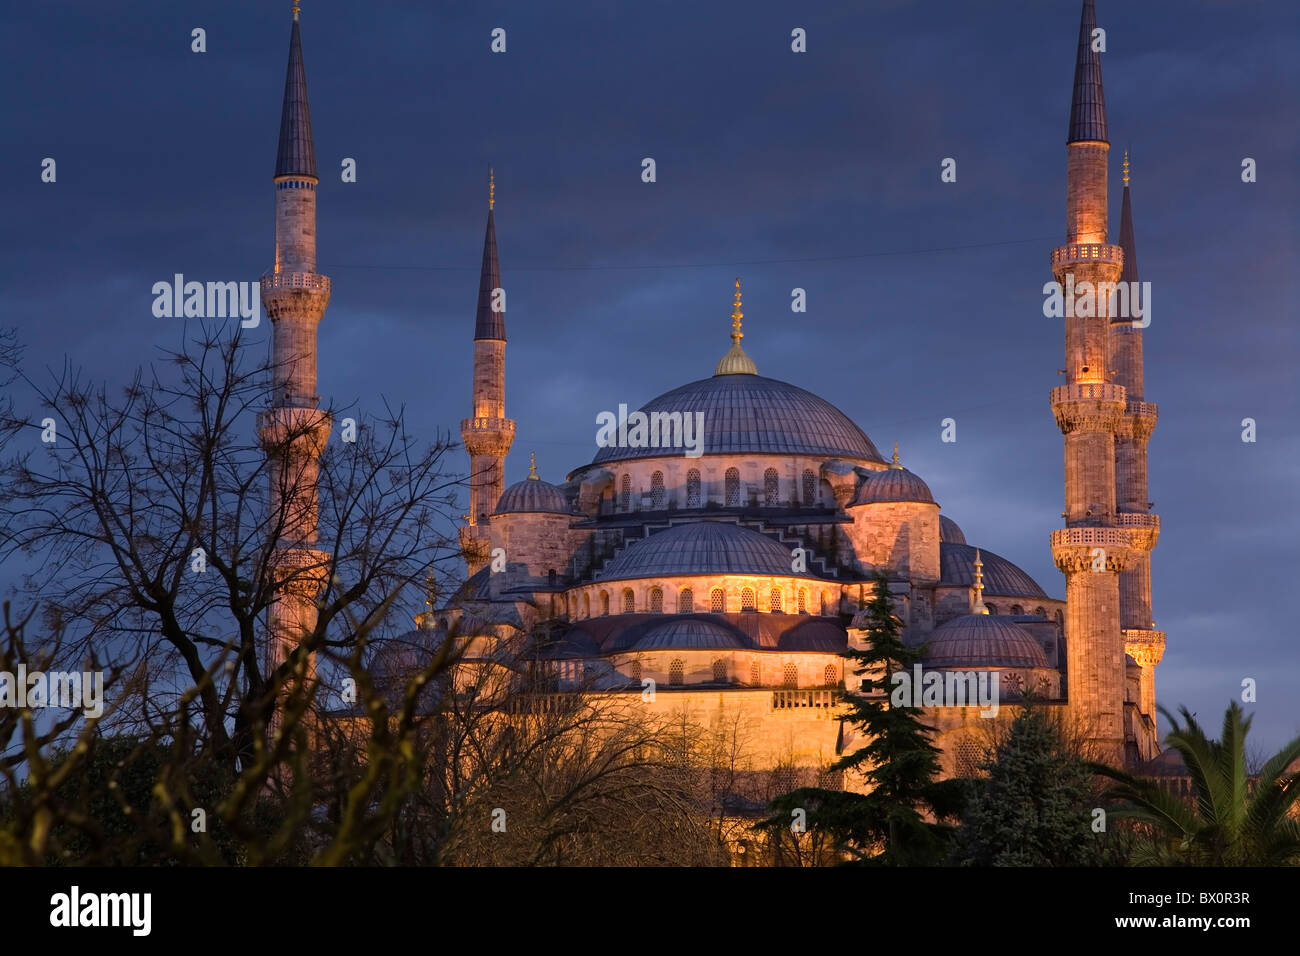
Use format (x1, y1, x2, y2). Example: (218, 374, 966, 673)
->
(261, 0, 1164, 786)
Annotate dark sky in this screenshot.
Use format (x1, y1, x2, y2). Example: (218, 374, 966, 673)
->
(2, 0, 1297, 751)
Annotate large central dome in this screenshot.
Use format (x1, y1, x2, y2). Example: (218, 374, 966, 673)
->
(591, 374, 883, 465)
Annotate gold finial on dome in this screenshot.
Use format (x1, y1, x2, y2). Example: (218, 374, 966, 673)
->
(1122, 150, 1130, 188)
(489, 167, 495, 210)
(714, 278, 758, 376)
(890, 442, 902, 470)
(972, 548, 989, 615)
(527, 451, 538, 480)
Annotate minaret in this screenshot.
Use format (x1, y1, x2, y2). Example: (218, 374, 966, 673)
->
(460, 169, 515, 574)
(972, 549, 989, 615)
(1048, 0, 1133, 763)
(1111, 153, 1164, 730)
(258, 2, 332, 683)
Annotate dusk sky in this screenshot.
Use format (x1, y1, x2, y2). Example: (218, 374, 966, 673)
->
(2, 0, 1297, 750)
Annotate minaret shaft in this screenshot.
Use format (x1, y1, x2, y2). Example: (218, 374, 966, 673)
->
(260, 15, 331, 682)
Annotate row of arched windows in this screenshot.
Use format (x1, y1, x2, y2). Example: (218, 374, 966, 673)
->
(653, 660, 840, 688)
(591, 585, 820, 616)
(983, 603, 1050, 618)
(615, 468, 820, 511)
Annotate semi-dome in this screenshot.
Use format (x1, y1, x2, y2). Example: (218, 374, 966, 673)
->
(924, 614, 1050, 668)
(632, 618, 747, 651)
(939, 542, 1048, 598)
(589, 374, 883, 466)
(495, 473, 571, 514)
(939, 515, 966, 544)
(597, 521, 809, 581)
(852, 465, 934, 505)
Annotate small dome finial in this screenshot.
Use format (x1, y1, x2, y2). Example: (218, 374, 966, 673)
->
(489, 167, 495, 211)
(714, 278, 758, 376)
(890, 442, 902, 470)
(1122, 149, 1130, 188)
(527, 451, 538, 480)
(972, 548, 989, 615)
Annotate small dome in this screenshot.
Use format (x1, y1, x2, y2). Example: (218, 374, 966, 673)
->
(633, 618, 747, 651)
(597, 521, 807, 581)
(939, 515, 966, 544)
(925, 614, 1050, 668)
(852, 467, 935, 505)
(939, 543, 1048, 598)
(495, 476, 571, 514)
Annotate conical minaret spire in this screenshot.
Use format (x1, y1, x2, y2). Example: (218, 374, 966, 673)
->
(461, 169, 516, 573)
(1067, 0, 1108, 144)
(260, 5, 333, 686)
(1109, 151, 1165, 729)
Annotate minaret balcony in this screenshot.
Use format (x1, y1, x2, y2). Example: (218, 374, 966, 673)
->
(1122, 628, 1167, 668)
(461, 416, 516, 435)
(1051, 243, 1124, 269)
(262, 272, 331, 294)
(1115, 512, 1160, 550)
(1050, 526, 1135, 573)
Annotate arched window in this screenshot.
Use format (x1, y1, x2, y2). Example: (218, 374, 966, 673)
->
(620, 474, 631, 511)
(622, 588, 635, 614)
(600, 591, 609, 615)
(824, 664, 838, 686)
(582, 593, 590, 618)
(710, 588, 725, 613)
(1035, 606, 1047, 619)
(1010, 604, 1024, 616)
(802, 469, 817, 505)
(629, 659, 641, 683)
(725, 468, 740, 507)
(1055, 609, 1064, 628)
(797, 588, 807, 614)
(712, 659, 727, 682)
(649, 587, 663, 613)
(741, 587, 756, 612)
(770, 588, 783, 612)
(679, 588, 694, 613)
(986, 602, 998, 615)
(783, 663, 798, 688)
(764, 467, 779, 505)
(650, 470, 666, 509)
(669, 659, 684, 686)
(686, 469, 701, 508)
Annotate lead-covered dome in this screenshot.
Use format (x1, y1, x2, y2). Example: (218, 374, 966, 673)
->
(495, 476, 571, 514)
(632, 618, 748, 651)
(852, 467, 935, 505)
(924, 614, 1050, 668)
(939, 515, 966, 544)
(939, 543, 1047, 598)
(597, 521, 808, 581)
(590, 375, 883, 466)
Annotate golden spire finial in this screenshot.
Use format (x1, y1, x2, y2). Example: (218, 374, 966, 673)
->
(292, 1, 300, 21)
(527, 451, 538, 480)
(1122, 150, 1130, 188)
(489, 167, 495, 211)
(890, 442, 902, 469)
(714, 278, 758, 375)
(730, 278, 744, 344)
(972, 548, 988, 614)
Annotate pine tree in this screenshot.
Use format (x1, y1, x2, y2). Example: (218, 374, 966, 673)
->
(957, 700, 1101, 866)
(762, 572, 964, 864)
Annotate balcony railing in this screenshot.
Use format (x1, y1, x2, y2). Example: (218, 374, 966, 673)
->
(1050, 383, 1127, 405)
(1051, 243, 1123, 268)
(261, 272, 331, 295)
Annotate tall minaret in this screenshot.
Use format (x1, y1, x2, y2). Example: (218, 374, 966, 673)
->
(1048, 0, 1133, 763)
(258, 3, 332, 683)
(459, 170, 515, 574)
(1111, 153, 1164, 732)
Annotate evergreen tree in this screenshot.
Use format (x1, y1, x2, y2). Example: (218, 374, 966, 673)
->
(957, 700, 1101, 866)
(762, 572, 964, 864)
